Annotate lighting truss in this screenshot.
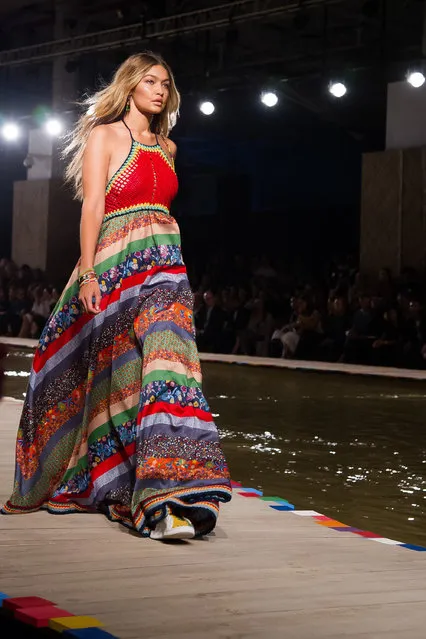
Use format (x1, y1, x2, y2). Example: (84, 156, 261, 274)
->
(0, 0, 343, 67)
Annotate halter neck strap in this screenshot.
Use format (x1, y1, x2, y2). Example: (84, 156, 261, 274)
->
(122, 119, 134, 142)
(122, 119, 161, 148)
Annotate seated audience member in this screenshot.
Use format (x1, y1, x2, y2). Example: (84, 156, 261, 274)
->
(292, 295, 323, 360)
(8, 285, 31, 337)
(399, 267, 420, 297)
(231, 287, 251, 354)
(271, 295, 322, 360)
(377, 267, 395, 305)
(0, 258, 18, 287)
(0, 286, 9, 335)
(400, 298, 426, 369)
(16, 264, 33, 289)
(342, 293, 377, 364)
(396, 291, 410, 320)
(371, 307, 401, 367)
(193, 290, 204, 331)
(196, 289, 226, 353)
(318, 295, 352, 361)
(348, 272, 369, 311)
(220, 287, 239, 354)
(18, 285, 54, 339)
(238, 293, 274, 357)
(270, 295, 300, 358)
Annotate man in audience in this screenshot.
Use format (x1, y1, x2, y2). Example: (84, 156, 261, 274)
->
(7, 285, 31, 337)
(371, 307, 401, 367)
(196, 289, 227, 353)
(318, 295, 352, 361)
(400, 298, 426, 368)
(342, 293, 377, 364)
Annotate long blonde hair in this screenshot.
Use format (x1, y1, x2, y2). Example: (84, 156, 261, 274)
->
(64, 51, 180, 200)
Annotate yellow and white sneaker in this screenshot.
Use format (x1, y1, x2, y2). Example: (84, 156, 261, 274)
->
(151, 512, 195, 541)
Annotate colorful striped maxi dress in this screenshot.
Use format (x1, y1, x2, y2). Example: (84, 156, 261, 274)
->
(1, 128, 232, 536)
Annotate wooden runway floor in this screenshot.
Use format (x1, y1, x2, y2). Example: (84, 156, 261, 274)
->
(1, 399, 426, 639)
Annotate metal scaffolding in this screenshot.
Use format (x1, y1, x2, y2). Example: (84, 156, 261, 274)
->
(0, 0, 341, 67)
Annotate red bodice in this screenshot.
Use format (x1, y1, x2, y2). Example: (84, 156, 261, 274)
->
(105, 141, 178, 215)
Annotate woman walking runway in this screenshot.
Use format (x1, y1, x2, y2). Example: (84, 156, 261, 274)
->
(1, 52, 232, 540)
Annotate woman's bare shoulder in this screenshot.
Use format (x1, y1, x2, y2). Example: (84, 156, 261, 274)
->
(89, 122, 123, 143)
(165, 137, 177, 157)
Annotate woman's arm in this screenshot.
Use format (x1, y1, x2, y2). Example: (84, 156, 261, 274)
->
(78, 126, 111, 314)
(80, 126, 111, 271)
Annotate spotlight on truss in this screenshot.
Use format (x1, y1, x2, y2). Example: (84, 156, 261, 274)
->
(328, 82, 347, 98)
(407, 71, 425, 88)
(45, 118, 63, 136)
(1, 122, 21, 141)
(199, 101, 215, 116)
(261, 91, 279, 107)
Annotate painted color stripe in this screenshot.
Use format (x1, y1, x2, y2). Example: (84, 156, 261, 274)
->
(234, 482, 423, 551)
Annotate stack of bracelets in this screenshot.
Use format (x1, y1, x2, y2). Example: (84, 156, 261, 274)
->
(78, 268, 97, 289)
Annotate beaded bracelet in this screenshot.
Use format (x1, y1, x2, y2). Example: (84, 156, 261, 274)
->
(78, 274, 96, 285)
(79, 277, 97, 289)
(78, 270, 97, 288)
(78, 272, 95, 280)
(78, 268, 96, 278)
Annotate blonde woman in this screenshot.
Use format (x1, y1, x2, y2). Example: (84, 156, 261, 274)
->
(2, 52, 232, 540)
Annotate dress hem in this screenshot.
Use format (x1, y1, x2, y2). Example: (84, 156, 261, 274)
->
(0, 483, 232, 538)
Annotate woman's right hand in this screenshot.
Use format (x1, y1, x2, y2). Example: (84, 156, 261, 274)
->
(78, 280, 102, 314)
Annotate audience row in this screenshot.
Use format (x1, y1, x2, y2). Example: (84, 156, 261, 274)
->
(1, 255, 426, 370)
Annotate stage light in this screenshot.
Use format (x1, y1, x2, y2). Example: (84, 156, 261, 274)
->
(329, 82, 347, 98)
(407, 72, 425, 88)
(1, 122, 20, 141)
(261, 91, 278, 107)
(199, 101, 215, 115)
(45, 118, 63, 136)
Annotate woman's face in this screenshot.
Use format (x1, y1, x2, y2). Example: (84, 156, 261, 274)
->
(132, 65, 170, 115)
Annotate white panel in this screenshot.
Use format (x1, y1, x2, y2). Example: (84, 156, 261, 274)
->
(26, 129, 53, 180)
(386, 81, 426, 149)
